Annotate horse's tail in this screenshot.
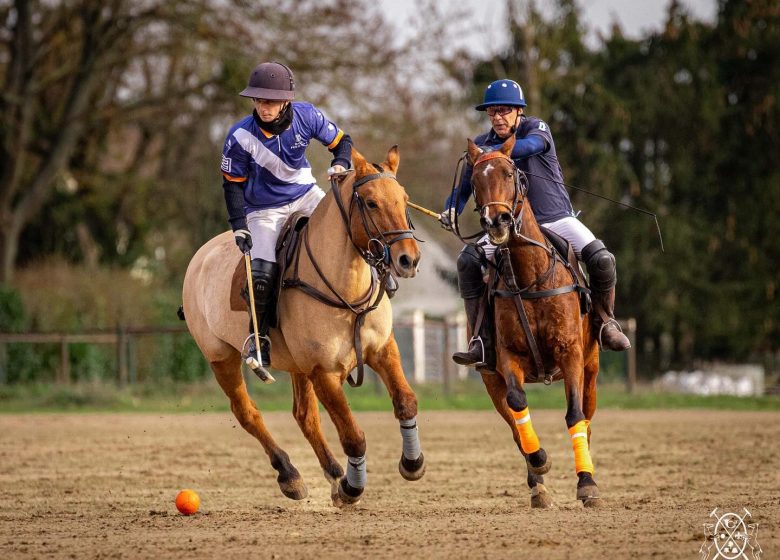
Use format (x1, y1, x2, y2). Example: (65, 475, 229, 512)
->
(177, 305, 185, 321)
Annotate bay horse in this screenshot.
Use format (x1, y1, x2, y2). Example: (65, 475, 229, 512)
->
(181, 146, 426, 507)
(465, 136, 601, 508)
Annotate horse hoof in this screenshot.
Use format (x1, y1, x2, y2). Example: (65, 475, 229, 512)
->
(527, 449, 551, 475)
(530, 484, 553, 509)
(335, 477, 363, 507)
(279, 478, 308, 500)
(398, 453, 426, 481)
(576, 472, 600, 506)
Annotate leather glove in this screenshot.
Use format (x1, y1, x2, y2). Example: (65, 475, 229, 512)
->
(234, 229, 252, 253)
(439, 207, 456, 231)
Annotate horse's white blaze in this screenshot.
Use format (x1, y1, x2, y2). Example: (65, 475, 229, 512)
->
(482, 163, 494, 177)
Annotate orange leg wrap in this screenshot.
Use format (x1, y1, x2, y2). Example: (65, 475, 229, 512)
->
(511, 408, 540, 454)
(568, 419, 594, 474)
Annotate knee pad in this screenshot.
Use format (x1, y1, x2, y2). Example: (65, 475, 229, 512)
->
(581, 240, 616, 292)
(251, 258, 279, 303)
(456, 244, 486, 298)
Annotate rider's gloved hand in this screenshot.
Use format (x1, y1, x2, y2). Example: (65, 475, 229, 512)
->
(439, 207, 456, 231)
(327, 165, 347, 179)
(234, 229, 253, 253)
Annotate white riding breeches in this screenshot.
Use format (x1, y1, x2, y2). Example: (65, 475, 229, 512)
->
(477, 216, 596, 261)
(246, 185, 326, 262)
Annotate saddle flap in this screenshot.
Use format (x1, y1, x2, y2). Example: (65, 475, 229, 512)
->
(539, 226, 590, 314)
(273, 211, 310, 327)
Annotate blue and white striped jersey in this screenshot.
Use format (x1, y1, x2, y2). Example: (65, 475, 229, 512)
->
(221, 102, 344, 210)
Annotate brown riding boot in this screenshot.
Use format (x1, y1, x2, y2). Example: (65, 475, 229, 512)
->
(582, 239, 631, 352)
(591, 287, 631, 351)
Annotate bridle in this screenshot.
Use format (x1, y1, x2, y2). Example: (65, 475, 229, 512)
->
(471, 150, 529, 239)
(283, 167, 416, 388)
(332, 165, 417, 273)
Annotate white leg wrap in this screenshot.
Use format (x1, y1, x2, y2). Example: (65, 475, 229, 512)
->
(346, 455, 366, 489)
(400, 417, 422, 460)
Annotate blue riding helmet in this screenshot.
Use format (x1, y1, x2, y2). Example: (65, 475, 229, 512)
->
(475, 79, 526, 110)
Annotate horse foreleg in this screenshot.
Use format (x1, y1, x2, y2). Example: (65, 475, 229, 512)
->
(582, 345, 600, 446)
(290, 373, 345, 495)
(211, 355, 307, 500)
(366, 334, 425, 481)
(499, 352, 552, 478)
(561, 352, 600, 508)
(311, 370, 367, 507)
(480, 371, 552, 509)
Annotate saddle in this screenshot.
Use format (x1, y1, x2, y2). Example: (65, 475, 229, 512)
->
(271, 211, 311, 328)
(538, 226, 591, 316)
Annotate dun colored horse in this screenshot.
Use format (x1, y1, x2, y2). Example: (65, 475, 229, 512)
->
(466, 136, 601, 508)
(182, 146, 425, 506)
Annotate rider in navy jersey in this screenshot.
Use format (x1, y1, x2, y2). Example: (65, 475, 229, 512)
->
(221, 61, 352, 378)
(441, 79, 630, 370)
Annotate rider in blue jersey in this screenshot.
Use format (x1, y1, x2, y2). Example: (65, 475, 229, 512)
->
(441, 79, 630, 370)
(221, 62, 352, 377)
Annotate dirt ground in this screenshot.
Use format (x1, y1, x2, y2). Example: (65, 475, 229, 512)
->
(0, 408, 777, 559)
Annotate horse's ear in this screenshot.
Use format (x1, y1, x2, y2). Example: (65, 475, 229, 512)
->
(467, 138, 483, 165)
(351, 147, 374, 177)
(383, 145, 399, 175)
(499, 134, 516, 157)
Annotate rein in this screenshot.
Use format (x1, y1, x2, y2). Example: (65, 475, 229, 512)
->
(282, 169, 414, 388)
(470, 151, 588, 384)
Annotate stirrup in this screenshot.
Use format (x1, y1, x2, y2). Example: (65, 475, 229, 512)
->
(452, 335, 486, 367)
(596, 319, 629, 351)
(242, 334, 276, 384)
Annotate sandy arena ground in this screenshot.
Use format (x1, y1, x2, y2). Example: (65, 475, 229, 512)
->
(0, 408, 777, 559)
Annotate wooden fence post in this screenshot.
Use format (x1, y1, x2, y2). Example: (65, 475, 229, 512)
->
(626, 318, 637, 393)
(412, 309, 425, 383)
(442, 317, 451, 395)
(117, 325, 128, 387)
(455, 310, 468, 380)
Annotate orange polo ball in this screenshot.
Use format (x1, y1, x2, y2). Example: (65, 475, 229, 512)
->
(175, 489, 200, 515)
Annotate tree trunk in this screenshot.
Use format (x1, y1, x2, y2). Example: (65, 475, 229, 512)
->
(0, 221, 21, 285)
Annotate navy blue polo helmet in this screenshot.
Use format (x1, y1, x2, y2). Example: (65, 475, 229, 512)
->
(475, 79, 526, 110)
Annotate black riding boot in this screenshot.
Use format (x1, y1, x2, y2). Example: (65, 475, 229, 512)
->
(582, 240, 631, 352)
(246, 258, 279, 381)
(452, 295, 496, 369)
(451, 244, 496, 370)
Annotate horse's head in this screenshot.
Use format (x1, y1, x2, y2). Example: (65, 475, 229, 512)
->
(344, 145, 421, 278)
(467, 135, 527, 245)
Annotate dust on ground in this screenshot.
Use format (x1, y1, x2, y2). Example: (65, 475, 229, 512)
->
(1, 408, 777, 559)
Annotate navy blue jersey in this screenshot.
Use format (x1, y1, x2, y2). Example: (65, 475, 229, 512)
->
(445, 115, 574, 225)
(221, 102, 344, 211)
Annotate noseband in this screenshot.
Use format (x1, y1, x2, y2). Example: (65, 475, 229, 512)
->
(332, 167, 416, 272)
(472, 151, 528, 238)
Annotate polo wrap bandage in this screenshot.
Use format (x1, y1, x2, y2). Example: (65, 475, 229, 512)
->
(511, 408, 540, 454)
(569, 419, 594, 474)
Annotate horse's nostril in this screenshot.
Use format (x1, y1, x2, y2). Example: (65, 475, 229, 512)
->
(399, 254, 412, 269)
(499, 212, 512, 224)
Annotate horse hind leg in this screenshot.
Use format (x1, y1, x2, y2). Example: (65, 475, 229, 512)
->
(367, 334, 425, 481)
(211, 354, 307, 500)
(481, 372, 552, 509)
(310, 370, 368, 507)
(291, 373, 345, 503)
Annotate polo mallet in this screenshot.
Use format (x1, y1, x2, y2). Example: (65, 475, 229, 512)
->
(244, 252, 275, 384)
(408, 201, 441, 220)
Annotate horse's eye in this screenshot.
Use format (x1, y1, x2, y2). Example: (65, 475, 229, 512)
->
(366, 200, 378, 209)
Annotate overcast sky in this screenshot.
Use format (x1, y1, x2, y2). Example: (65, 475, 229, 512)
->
(379, 0, 718, 55)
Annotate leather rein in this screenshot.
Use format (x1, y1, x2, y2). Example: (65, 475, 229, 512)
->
(472, 151, 588, 384)
(282, 168, 414, 387)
